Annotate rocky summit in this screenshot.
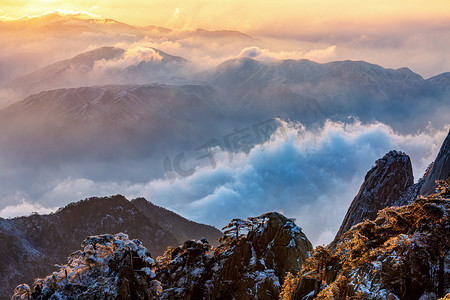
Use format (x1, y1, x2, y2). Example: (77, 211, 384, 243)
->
(155, 212, 313, 300)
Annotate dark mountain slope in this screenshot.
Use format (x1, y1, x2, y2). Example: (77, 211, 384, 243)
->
(0, 84, 226, 165)
(131, 197, 221, 246)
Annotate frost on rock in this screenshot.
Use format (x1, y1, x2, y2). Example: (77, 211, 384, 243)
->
(12, 233, 161, 300)
(11, 284, 31, 300)
(13, 212, 312, 300)
(153, 211, 313, 299)
(286, 180, 450, 300)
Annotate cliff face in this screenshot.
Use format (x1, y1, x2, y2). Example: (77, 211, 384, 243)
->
(1, 195, 221, 299)
(419, 130, 450, 196)
(334, 150, 414, 240)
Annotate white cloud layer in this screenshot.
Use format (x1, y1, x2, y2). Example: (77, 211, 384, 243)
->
(0, 199, 58, 218)
(237, 45, 337, 62)
(93, 46, 163, 73)
(4, 121, 446, 246)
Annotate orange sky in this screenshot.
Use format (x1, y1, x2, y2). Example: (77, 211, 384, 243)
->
(1, 0, 450, 78)
(1, 0, 450, 33)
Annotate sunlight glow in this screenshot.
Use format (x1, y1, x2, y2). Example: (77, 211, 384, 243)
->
(0, 0, 449, 31)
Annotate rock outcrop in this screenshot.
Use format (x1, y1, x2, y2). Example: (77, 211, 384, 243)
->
(208, 212, 313, 300)
(334, 150, 414, 240)
(12, 233, 162, 300)
(1, 195, 221, 299)
(418, 130, 450, 196)
(155, 212, 313, 299)
(284, 179, 450, 300)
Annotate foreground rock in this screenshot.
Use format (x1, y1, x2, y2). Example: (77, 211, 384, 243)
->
(13, 212, 313, 300)
(284, 179, 450, 300)
(12, 233, 161, 299)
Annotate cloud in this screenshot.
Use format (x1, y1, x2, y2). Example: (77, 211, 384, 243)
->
(8, 121, 446, 246)
(93, 46, 163, 72)
(0, 9, 100, 21)
(0, 199, 58, 218)
(238, 46, 272, 61)
(0, 88, 21, 109)
(236, 45, 337, 62)
(140, 121, 447, 246)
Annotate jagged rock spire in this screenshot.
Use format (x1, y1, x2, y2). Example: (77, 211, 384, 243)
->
(334, 150, 414, 241)
(419, 130, 450, 196)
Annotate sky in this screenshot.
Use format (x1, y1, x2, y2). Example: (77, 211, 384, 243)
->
(1, 0, 450, 30)
(1, 1, 450, 78)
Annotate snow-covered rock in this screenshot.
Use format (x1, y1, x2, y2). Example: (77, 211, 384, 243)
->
(287, 180, 450, 300)
(1, 195, 220, 299)
(154, 212, 313, 299)
(12, 233, 162, 299)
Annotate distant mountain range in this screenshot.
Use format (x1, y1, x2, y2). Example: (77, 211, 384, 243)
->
(6, 47, 190, 97)
(4, 46, 450, 126)
(0, 195, 221, 299)
(1, 48, 449, 178)
(0, 13, 259, 85)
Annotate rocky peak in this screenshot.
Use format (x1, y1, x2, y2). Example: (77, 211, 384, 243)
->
(245, 212, 312, 276)
(418, 130, 450, 196)
(154, 212, 313, 300)
(286, 180, 450, 300)
(334, 150, 414, 240)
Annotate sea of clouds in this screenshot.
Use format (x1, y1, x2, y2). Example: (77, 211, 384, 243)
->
(1, 120, 447, 245)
